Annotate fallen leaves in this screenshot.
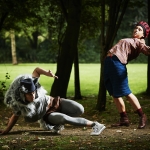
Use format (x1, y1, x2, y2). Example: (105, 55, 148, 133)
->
(2, 145, 9, 150)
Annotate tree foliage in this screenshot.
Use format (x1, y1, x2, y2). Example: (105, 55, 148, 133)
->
(0, 0, 149, 100)
(0, 0, 148, 64)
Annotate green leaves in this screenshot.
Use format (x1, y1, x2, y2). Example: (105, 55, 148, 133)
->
(0, 72, 10, 98)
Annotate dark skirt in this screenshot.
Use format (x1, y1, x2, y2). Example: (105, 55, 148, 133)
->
(104, 55, 131, 98)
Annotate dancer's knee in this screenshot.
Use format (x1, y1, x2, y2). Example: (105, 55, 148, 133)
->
(76, 104, 84, 115)
(48, 113, 66, 125)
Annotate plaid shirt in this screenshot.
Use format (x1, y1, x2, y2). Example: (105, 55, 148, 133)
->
(109, 38, 150, 64)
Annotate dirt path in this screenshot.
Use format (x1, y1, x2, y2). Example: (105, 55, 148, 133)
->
(1, 125, 150, 149)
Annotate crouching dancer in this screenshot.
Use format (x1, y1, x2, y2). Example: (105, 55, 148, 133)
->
(0, 67, 106, 135)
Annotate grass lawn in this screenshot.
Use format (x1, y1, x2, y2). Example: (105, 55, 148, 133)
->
(0, 63, 148, 97)
(0, 63, 150, 150)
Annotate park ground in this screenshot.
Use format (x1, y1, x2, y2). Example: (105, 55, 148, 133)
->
(0, 94, 150, 150)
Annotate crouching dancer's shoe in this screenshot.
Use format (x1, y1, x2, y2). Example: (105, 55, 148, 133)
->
(90, 121, 106, 136)
(51, 125, 65, 133)
(111, 117, 130, 127)
(138, 114, 147, 129)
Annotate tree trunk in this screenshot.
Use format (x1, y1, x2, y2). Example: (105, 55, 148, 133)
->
(146, 0, 150, 95)
(74, 48, 82, 99)
(97, 51, 107, 110)
(50, 0, 81, 98)
(96, 0, 129, 111)
(96, 0, 106, 111)
(147, 57, 150, 95)
(10, 29, 17, 65)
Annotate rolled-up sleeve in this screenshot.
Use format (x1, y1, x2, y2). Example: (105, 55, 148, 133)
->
(139, 42, 150, 55)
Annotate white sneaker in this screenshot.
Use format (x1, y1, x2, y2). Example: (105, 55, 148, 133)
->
(90, 121, 106, 136)
(51, 125, 65, 133)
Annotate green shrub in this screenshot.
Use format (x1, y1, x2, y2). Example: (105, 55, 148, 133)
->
(0, 73, 10, 101)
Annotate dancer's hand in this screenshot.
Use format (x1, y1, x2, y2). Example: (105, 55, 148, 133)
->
(47, 70, 58, 79)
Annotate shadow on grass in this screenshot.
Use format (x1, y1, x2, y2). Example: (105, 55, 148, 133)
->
(4, 130, 62, 136)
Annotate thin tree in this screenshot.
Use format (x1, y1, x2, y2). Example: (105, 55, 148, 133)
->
(146, 0, 150, 95)
(10, 29, 17, 65)
(96, 0, 129, 111)
(50, 0, 82, 98)
(74, 47, 82, 99)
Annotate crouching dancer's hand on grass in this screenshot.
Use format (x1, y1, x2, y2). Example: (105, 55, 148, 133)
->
(0, 130, 9, 135)
(0, 114, 19, 135)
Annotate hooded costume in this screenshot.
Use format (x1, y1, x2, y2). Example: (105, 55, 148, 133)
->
(4, 74, 54, 130)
